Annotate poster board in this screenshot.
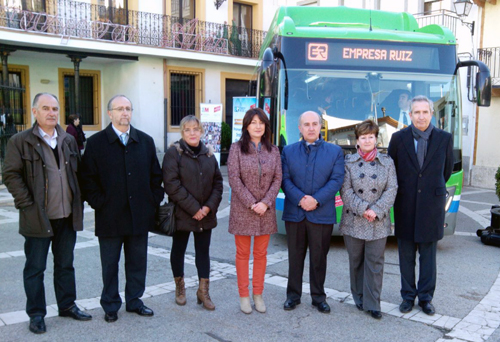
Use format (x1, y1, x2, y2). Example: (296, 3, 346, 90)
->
(231, 97, 257, 143)
(200, 103, 223, 165)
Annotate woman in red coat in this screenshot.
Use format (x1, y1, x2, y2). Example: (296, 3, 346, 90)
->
(227, 108, 282, 314)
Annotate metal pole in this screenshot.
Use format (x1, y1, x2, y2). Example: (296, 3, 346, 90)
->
(68, 55, 87, 116)
(1, 49, 13, 115)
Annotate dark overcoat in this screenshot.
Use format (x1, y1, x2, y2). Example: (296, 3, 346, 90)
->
(162, 140, 223, 233)
(227, 142, 282, 236)
(388, 126, 453, 243)
(80, 124, 164, 237)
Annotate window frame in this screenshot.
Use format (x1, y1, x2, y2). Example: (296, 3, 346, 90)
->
(58, 68, 101, 131)
(0, 64, 31, 129)
(165, 64, 204, 132)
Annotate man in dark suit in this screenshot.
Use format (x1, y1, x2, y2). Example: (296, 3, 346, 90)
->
(388, 95, 453, 316)
(80, 95, 164, 323)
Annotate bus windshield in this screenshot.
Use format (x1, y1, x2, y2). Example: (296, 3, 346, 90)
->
(280, 69, 462, 152)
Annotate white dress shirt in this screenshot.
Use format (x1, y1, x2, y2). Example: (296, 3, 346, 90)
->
(397, 110, 411, 129)
(38, 126, 58, 149)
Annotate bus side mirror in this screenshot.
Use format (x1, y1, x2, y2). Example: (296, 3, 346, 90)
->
(476, 67, 491, 107)
(259, 47, 277, 98)
(454, 60, 491, 107)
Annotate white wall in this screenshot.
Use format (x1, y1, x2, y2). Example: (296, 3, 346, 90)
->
(102, 57, 165, 151)
(138, 0, 163, 14)
(206, 0, 229, 25)
(471, 3, 500, 188)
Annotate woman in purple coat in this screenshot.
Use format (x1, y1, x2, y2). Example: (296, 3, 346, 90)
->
(66, 114, 86, 151)
(227, 108, 282, 314)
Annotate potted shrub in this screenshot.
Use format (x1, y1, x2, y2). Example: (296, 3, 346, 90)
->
(220, 121, 232, 165)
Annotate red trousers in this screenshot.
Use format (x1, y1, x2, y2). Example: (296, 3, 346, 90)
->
(234, 235, 271, 297)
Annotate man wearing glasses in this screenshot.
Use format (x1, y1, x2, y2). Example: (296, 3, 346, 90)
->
(80, 95, 164, 323)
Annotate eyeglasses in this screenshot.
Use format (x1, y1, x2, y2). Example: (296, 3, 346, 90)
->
(183, 128, 201, 134)
(111, 107, 133, 113)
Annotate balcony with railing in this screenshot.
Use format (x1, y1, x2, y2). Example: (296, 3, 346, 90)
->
(478, 47, 500, 87)
(414, 10, 460, 36)
(0, 0, 266, 59)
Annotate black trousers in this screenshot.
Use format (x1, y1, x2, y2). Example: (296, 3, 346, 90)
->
(398, 238, 437, 303)
(23, 216, 77, 317)
(285, 219, 333, 304)
(170, 229, 212, 279)
(98, 234, 148, 313)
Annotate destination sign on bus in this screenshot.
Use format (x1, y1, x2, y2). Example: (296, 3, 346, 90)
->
(306, 42, 440, 70)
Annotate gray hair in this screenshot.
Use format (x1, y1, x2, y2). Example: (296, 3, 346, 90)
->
(32, 93, 58, 108)
(180, 115, 204, 134)
(107, 95, 133, 111)
(298, 111, 322, 125)
(410, 95, 434, 113)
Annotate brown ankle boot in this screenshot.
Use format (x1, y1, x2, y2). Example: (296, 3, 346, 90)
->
(174, 276, 186, 306)
(196, 278, 215, 310)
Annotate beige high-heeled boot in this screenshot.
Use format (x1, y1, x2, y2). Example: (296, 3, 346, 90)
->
(174, 277, 186, 306)
(196, 278, 215, 310)
(253, 294, 266, 313)
(240, 297, 252, 314)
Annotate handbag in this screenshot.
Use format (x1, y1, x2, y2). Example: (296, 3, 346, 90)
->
(152, 201, 176, 236)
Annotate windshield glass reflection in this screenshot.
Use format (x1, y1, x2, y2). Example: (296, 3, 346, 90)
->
(281, 69, 460, 151)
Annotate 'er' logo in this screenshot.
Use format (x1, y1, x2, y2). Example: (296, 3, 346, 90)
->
(308, 43, 328, 61)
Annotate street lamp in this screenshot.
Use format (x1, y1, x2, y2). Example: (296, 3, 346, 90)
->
(214, 0, 226, 10)
(453, 0, 473, 17)
(453, 0, 475, 35)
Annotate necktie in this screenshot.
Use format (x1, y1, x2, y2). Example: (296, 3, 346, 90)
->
(120, 133, 128, 146)
(402, 112, 407, 126)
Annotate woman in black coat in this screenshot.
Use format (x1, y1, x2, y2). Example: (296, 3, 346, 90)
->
(163, 115, 223, 311)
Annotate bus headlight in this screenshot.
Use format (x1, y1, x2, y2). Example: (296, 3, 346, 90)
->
(445, 186, 456, 212)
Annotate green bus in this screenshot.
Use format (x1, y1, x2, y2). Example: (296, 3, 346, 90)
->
(254, 6, 491, 235)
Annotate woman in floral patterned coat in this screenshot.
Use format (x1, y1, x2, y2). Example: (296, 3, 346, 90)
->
(227, 108, 282, 315)
(340, 120, 398, 320)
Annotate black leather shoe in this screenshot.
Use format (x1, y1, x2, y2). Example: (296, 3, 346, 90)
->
(29, 316, 46, 334)
(368, 310, 382, 319)
(399, 300, 414, 313)
(59, 305, 92, 321)
(419, 301, 436, 316)
(283, 298, 301, 311)
(355, 303, 363, 311)
(312, 301, 331, 314)
(104, 312, 118, 323)
(126, 305, 154, 316)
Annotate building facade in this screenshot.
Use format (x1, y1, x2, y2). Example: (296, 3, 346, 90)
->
(0, 0, 272, 154)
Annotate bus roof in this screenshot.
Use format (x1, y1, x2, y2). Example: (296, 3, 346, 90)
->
(264, 6, 456, 47)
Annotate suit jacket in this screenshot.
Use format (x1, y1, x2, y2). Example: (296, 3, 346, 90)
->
(281, 138, 345, 225)
(388, 126, 453, 243)
(80, 124, 164, 237)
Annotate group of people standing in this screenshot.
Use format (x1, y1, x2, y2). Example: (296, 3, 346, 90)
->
(3, 91, 453, 335)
